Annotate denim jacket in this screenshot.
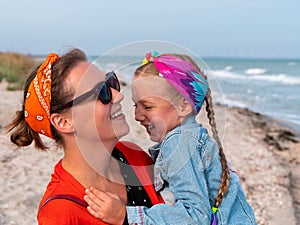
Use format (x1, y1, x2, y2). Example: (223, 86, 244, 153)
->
(127, 116, 257, 225)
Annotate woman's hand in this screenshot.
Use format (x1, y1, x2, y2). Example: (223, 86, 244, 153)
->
(84, 187, 126, 225)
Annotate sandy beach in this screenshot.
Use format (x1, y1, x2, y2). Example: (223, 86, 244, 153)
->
(0, 81, 299, 225)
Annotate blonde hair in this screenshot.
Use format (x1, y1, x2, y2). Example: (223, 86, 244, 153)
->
(135, 55, 230, 208)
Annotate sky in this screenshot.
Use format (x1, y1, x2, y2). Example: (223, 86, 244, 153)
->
(0, 0, 299, 59)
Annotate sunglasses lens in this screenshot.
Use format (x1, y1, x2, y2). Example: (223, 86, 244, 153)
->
(97, 83, 111, 104)
(106, 72, 120, 91)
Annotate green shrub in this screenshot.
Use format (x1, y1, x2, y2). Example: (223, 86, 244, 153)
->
(6, 84, 19, 91)
(0, 52, 36, 90)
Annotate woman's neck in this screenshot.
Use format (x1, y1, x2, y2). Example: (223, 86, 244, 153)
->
(62, 141, 125, 190)
(62, 151, 127, 204)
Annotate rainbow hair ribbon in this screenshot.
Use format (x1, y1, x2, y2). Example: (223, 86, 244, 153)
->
(142, 51, 208, 114)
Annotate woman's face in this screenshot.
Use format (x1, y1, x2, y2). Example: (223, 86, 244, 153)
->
(131, 76, 181, 143)
(68, 62, 129, 150)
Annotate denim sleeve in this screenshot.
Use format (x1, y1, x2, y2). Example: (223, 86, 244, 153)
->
(126, 132, 219, 225)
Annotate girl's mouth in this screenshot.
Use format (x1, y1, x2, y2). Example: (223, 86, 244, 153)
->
(146, 124, 154, 134)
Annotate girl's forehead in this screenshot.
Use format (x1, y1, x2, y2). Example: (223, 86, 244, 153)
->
(131, 76, 172, 100)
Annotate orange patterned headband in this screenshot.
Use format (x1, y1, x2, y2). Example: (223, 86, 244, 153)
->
(24, 53, 60, 139)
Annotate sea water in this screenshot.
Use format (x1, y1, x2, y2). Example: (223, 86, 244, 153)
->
(91, 56, 300, 134)
(204, 58, 300, 134)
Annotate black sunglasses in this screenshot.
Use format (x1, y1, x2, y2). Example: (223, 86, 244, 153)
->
(60, 71, 120, 110)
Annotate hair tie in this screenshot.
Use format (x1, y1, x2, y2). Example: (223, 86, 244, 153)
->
(142, 51, 208, 114)
(142, 51, 161, 65)
(24, 53, 60, 139)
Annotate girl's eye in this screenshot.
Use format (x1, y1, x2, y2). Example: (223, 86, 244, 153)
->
(133, 102, 153, 110)
(144, 105, 152, 110)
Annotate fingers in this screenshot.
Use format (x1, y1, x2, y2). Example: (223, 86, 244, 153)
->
(88, 187, 120, 203)
(86, 205, 101, 219)
(84, 188, 105, 220)
(84, 187, 105, 213)
(85, 187, 127, 224)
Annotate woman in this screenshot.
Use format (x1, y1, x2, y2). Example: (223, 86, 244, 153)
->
(7, 49, 163, 225)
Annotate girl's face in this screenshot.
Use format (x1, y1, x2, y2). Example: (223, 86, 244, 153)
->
(68, 62, 129, 150)
(131, 76, 182, 143)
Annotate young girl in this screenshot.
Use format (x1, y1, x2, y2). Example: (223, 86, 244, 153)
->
(85, 52, 257, 224)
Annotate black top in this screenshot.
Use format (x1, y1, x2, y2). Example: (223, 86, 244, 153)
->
(112, 148, 152, 208)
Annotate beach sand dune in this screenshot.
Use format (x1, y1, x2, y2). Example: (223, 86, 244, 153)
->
(0, 85, 299, 225)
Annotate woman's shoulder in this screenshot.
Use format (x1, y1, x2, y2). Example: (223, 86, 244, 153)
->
(38, 198, 105, 224)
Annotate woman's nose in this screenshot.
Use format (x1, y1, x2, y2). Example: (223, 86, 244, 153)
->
(111, 88, 124, 103)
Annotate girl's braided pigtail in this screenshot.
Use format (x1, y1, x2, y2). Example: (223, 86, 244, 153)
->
(177, 53, 231, 208)
(205, 87, 230, 208)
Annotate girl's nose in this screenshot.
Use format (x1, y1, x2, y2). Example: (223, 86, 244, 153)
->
(134, 106, 145, 122)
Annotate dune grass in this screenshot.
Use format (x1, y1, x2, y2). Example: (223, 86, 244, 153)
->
(0, 52, 36, 90)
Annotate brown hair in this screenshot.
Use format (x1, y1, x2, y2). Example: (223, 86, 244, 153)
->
(135, 54, 230, 208)
(6, 48, 87, 151)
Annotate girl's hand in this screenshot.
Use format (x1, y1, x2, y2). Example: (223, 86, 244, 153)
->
(84, 187, 126, 225)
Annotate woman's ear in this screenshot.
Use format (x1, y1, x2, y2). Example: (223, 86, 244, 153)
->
(50, 113, 74, 134)
(178, 98, 193, 117)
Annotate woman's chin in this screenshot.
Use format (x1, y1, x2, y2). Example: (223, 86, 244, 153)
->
(114, 122, 130, 139)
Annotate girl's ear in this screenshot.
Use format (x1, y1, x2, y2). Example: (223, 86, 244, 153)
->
(178, 98, 193, 117)
(50, 113, 74, 134)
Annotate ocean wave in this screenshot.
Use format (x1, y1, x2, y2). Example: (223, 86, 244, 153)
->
(288, 61, 298, 66)
(251, 74, 300, 84)
(213, 93, 248, 108)
(213, 70, 300, 85)
(224, 66, 233, 71)
(213, 70, 242, 79)
(93, 62, 120, 71)
(245, 68, 267, 75)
